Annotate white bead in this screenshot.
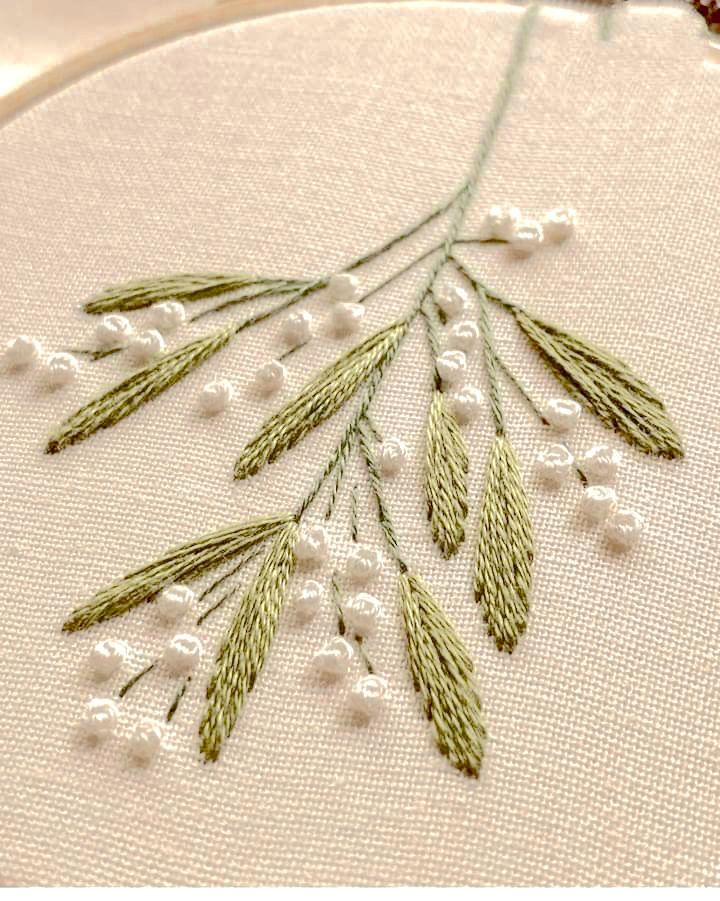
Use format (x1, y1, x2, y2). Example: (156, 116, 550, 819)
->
(281, 310, 313, 346)
(156, 584, 195, 623)
(254, 360, 287, 396)
(293, 579, 325, 621)
(80, 697, 120, 739)
(449, 384, 485, 425)
(511, 219, 544, 255)
(127, 329, 166, 365)
(328, 272, 360, 303)
(128, 717, 163, 762)
(579, 445, 621, 485)
(348, 674, 388, 720)
(435, 285, 469, 320)
(535, 443, 574, 487)
(544, 397, 581, 433)
(149, 300, 186, 333)
(580, 485, 618, 523)
(198, 378, 234, 414)
(604, 507, 644, 550)
(89, 639, 128, 680)
(543, 206, 577, 243)
(163, 633, 203, 675)
(95, 314, 133, 349)
(485, 203, 522, 241)
(44, 352, 80, 387)
(377, 438, 408, 477)
(312, 637, 354, 678)
(330, 302, 365, 336)
(346, 545, 383, 586)
(4, 335, 42, 369)
(343, 592, 382, 638)
(294, 523, 330, 567)
(436, 349, 467, 386)
(446, 320, 480, 355)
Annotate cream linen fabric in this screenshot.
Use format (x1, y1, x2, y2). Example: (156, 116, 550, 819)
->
(0, 1, 718, 886)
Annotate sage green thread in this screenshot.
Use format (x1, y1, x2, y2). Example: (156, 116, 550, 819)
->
(599, 4, 614, 41)
(167, 676, 192, 723)
(350, 483, 359, 543)
(399, 571, 486, 778)
(235, 320, 408, 481)
(199, 519, 298, 762)
(47, 325, 236, 454)
(494, 351, 549, 426)
(195, 544, 266, 626)
(512, 308, 684, 458)
(475, 434, 533, 654)
(118, 661, 156, 698)
(424, 391, 470, 558)
(83, 273, 292, 315)
(62, 514, 293, 632)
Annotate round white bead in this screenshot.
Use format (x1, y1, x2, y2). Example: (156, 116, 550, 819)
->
(544, 397, 581, 433)
(163, 633, 203, 675)
(89, 639, 128, 680)
(198, 378, 234, 414)
(449, 384, 485, 425)
(293, 579, 325, 621)
(346, 545, 383, 586)
(328, 272, 360, 304)
(4, 335, 42, 369)
(343, 592, 382, 638)
(294, 523, 330, 567)
(435, 285, 469, 320)
(80, 697, 120, 739)
(446, 320, 480, 355)
(348, 674, 388, 720)
(579, 445, 621, 485)
(127, 329, 166, 365)
(312, 637, 354, 678)
(580, 485, 618, 523)
(535, 443, 574, 487)
(436, 349, 467, 386)
(377, 438, 408, 477)
(330, 302, 365, 336)
(485, 203, 522, 241)
(95, 314, 133, 349)
(148, 300, 186, 333)
(281, 310, 313, 346)
(128, 717, 163, 762)
(254, 360, 287, 396)
(156, 584, 195, 623)
(604, 507, 644, 550)
(511, 219, 544, 255)
(543, 206, 577, 243)
(44, 352, 80, 387)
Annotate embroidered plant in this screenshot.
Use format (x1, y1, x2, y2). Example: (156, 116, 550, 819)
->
(4, 5, 684, 776)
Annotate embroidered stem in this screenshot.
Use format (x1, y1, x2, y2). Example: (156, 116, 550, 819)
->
(118, 661, 156, 698)
(166, 676, 192, 722)
(358, 419, 406, 572)
(495, 351, 549, 426)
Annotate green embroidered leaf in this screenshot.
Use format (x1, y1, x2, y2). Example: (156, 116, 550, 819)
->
(475, 435, 533, 653)
(234, 319, 409, 480)
(62, 514, 294, 632)
(424, 391, 469, 558)
(399, 571, 486, 778)
(199, 519, 298, 762)
(47, 325, 235, 454)
(513, 309, 683, 458)
(83, 273, 304, 314)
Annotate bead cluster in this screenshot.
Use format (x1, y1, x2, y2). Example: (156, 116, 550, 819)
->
(292, 522, 389, 721)
(484, 203, 577, 256)
(80, 581, 203, 760)
(433, 285, 486, 425)
(535, 397, 644, 550)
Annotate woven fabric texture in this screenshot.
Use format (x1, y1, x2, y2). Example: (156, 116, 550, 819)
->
(0, 1, 718, 886)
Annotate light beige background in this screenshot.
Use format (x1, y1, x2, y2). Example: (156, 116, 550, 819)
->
(0, 1, 718, 886)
